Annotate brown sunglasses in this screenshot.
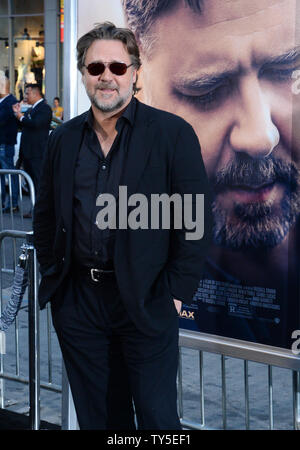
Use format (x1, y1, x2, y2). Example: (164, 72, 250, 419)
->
(84, 61, 133, 76)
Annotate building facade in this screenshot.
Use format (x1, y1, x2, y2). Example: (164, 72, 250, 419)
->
(0, 0, 63, 105)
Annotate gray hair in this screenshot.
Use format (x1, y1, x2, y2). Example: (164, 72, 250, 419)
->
(122, 0, 203, 56)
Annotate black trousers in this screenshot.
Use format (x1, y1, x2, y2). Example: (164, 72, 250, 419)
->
(22, 157, 42, 194)
(51, 270, 181, 430)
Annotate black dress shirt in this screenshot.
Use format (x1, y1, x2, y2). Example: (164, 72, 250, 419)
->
(72, 97, 136, 268)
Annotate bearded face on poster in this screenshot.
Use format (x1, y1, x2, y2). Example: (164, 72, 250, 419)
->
(122, 0, 300, 347)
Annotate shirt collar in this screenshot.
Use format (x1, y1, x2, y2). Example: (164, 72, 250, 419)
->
(32, 98, 44, 109)
(121, 96, 136, 126)
(85, 96, 136, 130)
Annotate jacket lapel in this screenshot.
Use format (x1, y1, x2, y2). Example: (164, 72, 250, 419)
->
(60, 114, 87, 229)
(114, 101, 158, 291)
(30, 99, 44, 116)
(120, 102, 156, 197)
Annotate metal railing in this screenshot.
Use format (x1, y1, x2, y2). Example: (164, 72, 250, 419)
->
(0, 230, 40, 428)
(0, 169, 35, 278)
(0, 229, 62, 430)
(177, 330, 300, 430)
(0, 170, 62, 430)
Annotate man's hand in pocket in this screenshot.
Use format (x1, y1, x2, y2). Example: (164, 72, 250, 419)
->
(173, 299, 182, 314)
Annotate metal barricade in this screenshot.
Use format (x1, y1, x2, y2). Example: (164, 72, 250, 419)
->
(0, 230, 39, 428)
(177, 330, 300, 430)
(0, 170, 62, 429)
(0, 229, 62, 430)
(0, 169, 35, 273)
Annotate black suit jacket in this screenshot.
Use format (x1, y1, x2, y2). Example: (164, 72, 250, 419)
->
(33, 99, 212, 335)
(0, 93, 18, 146)
(19, 99, 52, 160)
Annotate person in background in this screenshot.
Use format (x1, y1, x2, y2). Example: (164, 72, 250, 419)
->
(12, 83, 52, 218)
(0, 71, 19, 213)
(52, 97, 63, 119)
(51, 97, 64, 129)
(53, 97, 63, 119)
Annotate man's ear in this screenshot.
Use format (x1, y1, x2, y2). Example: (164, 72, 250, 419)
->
(133, 67, 144, 102)
(133, 67, 138, 85)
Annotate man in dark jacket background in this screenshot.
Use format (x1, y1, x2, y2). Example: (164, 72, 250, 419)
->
(12, 83, 52, 217)
(0, 72, 19, 212)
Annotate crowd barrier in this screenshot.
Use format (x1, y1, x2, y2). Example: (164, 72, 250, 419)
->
(0, 170, 299, 430)
(178, 331, 300, 430)
(0, 169, 35, 272)
(0, 170, 61, 430)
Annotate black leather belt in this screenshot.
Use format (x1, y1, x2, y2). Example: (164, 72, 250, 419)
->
(75, 265, 115, 282)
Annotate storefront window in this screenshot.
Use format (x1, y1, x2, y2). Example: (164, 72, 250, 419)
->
(12, 0, 44, 15)
(13, 15, 44, 99)
(0, 0, 8, 15)
(0, 17, 9, 80)
(0, 0, 61, 102)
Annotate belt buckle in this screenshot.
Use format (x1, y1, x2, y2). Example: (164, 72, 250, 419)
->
(91, 268, 101, 282)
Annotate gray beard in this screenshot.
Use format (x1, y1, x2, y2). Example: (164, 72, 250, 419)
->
(211, 156, 300, 250)
(87, 83, 133, 113)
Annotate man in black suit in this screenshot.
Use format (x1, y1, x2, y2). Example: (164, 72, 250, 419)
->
(12, 83, 52, 217)
(33, 22, 212, 430)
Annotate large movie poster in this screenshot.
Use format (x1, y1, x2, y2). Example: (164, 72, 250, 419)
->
(119, 0, 300, 349)
(75, 0, 299, 350)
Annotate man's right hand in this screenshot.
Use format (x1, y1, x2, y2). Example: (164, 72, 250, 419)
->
(12, 102, 20, 114)
(12, 103, 23, 120)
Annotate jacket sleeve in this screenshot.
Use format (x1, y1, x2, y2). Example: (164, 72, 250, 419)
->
(0, 104, 8, 123)
(21, 104, 52, 129)
(33, 130, 57, 274)
(166, 119, 213, 305)
(0, 100, 17, 124)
